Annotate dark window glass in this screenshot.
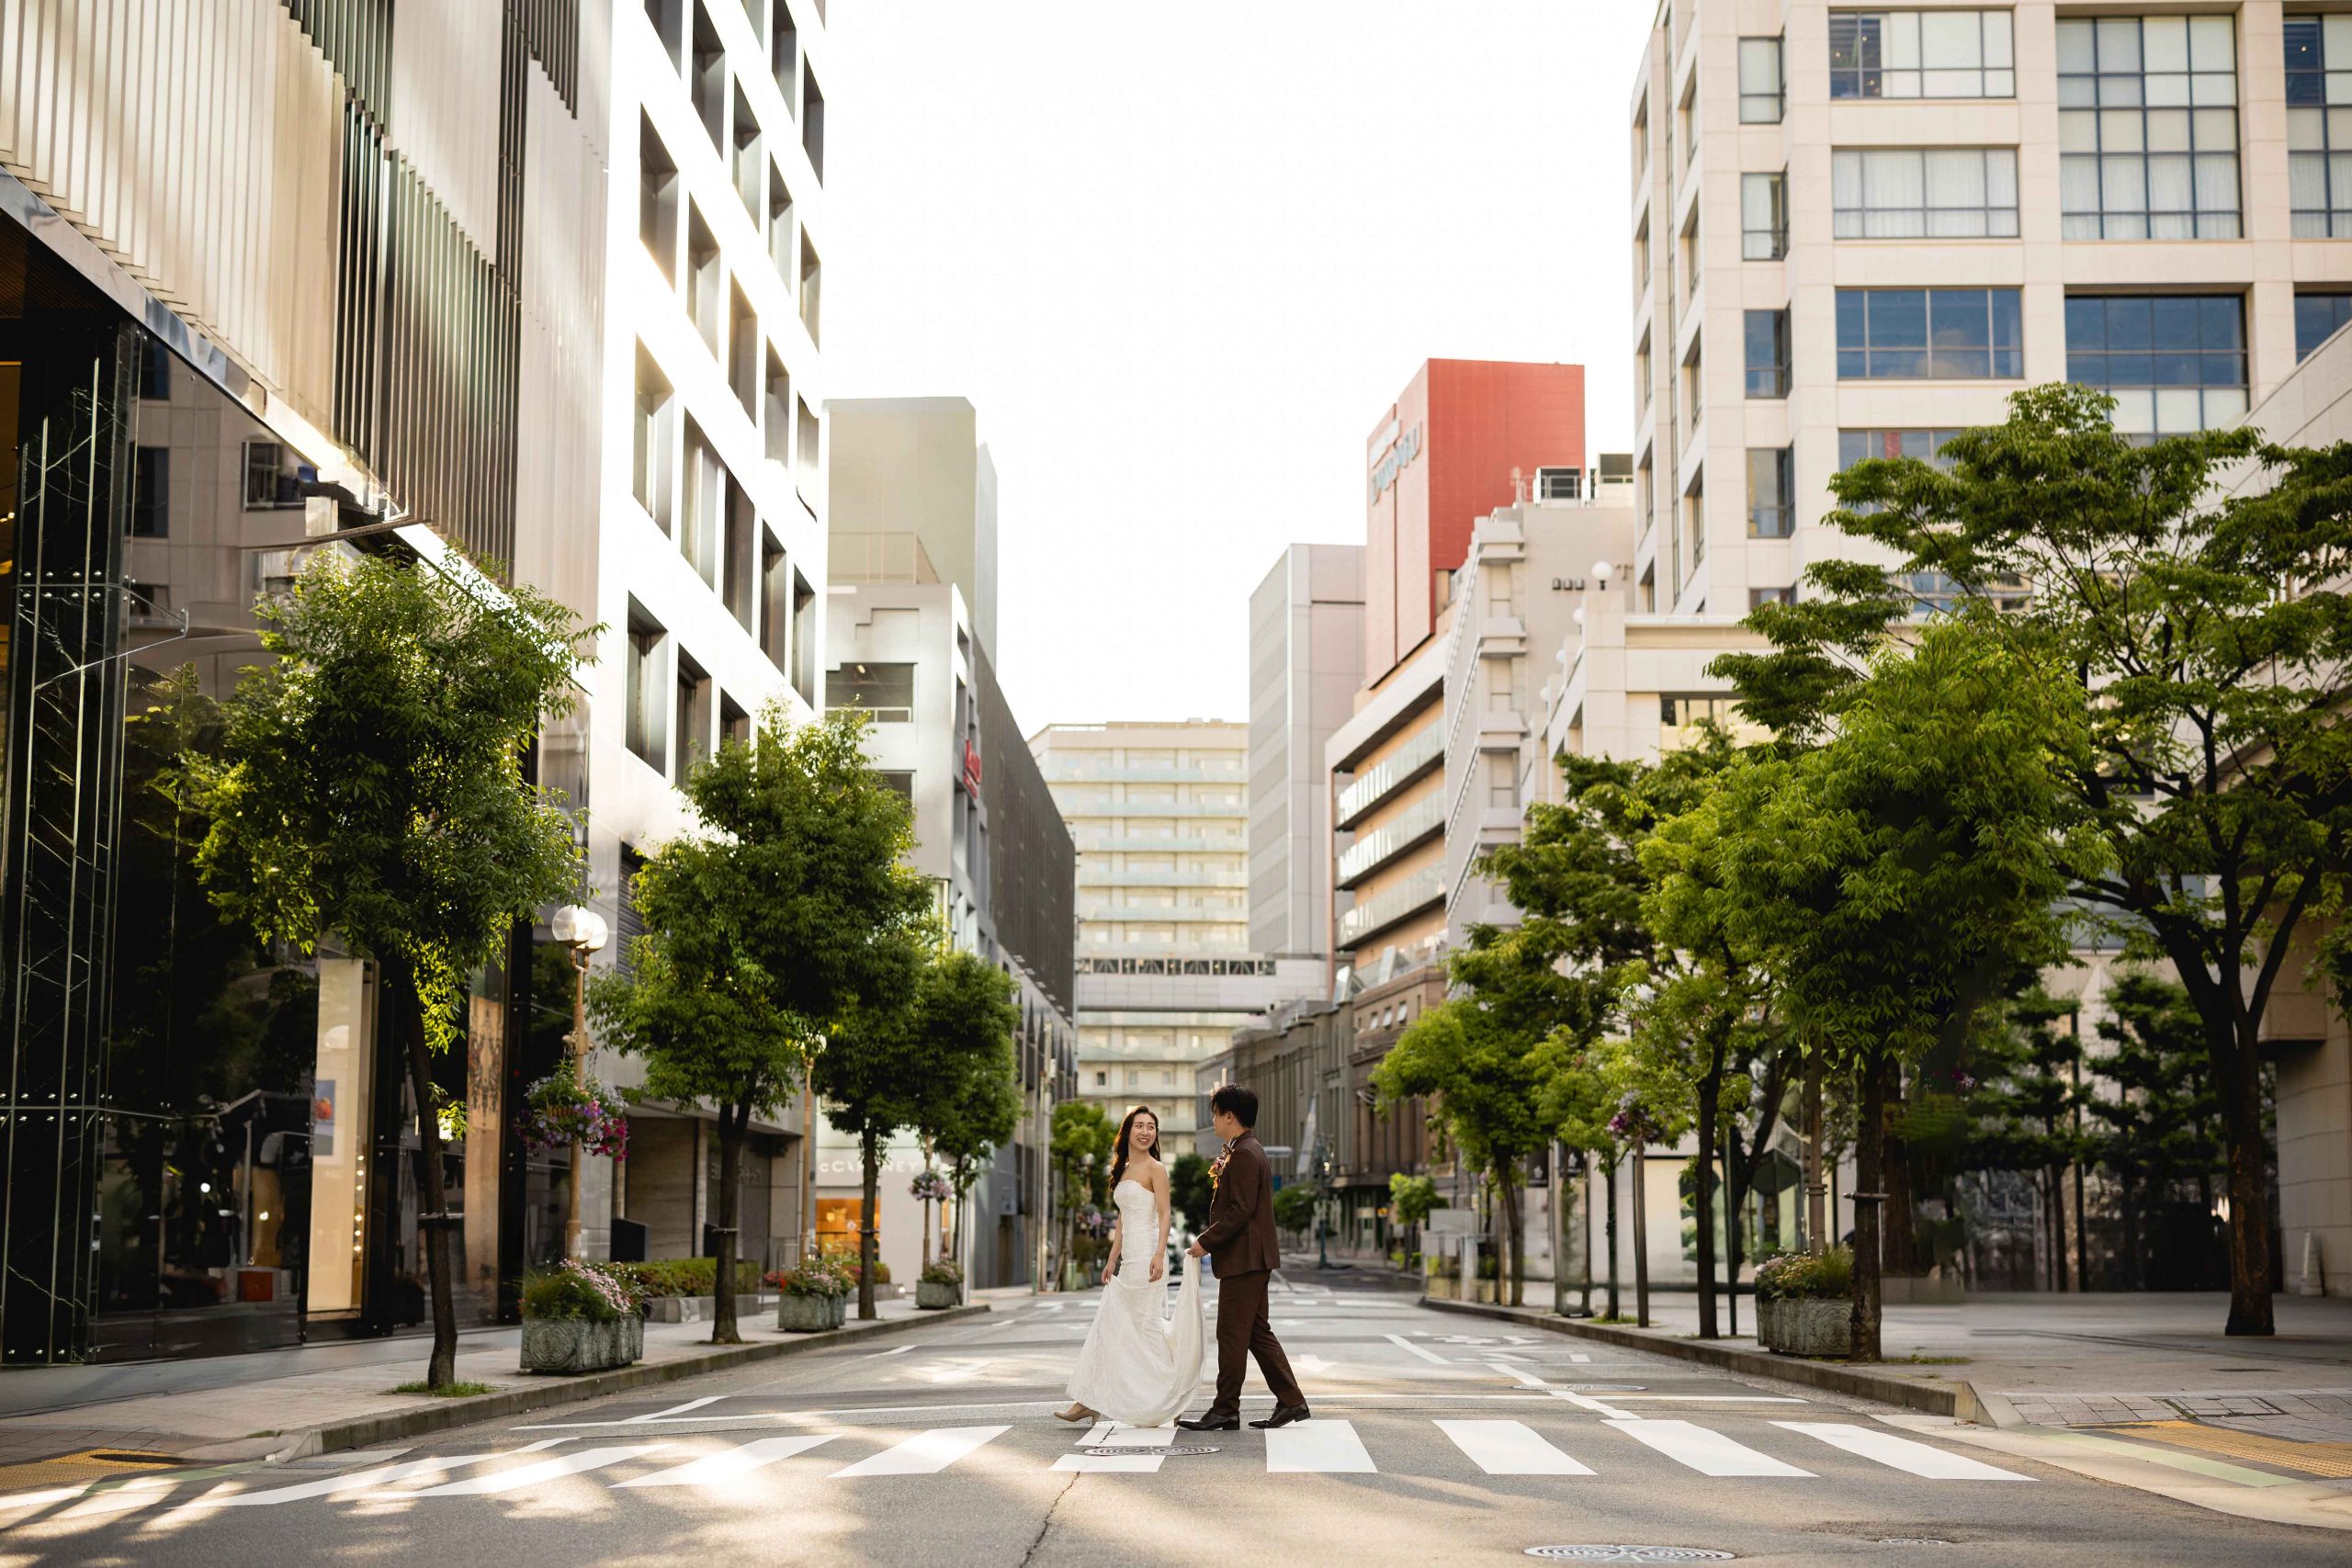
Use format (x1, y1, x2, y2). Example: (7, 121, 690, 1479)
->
(828, 661, 915, 720)
(2296, 293, 2352, 360)
(1747, 447, 1793, 538)
(1836, 288, 2021, 379)
(131, 446, 167, 537)
(2064, 293, 2248, 438)
(1744, 308, 1791, 398)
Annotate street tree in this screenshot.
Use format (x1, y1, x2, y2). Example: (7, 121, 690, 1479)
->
(1050, 1100, 1115, 1280)
(1170, 1153, 1214, 1235)
(1386, 1171, 1441, 1267)
(907, 950, 1023, 1269)
(1719, 383, 2352, 1335)
(594, 704, 931, 1337)
(2087, 971, 2228, 1287)
(1956, 989, 2087, 1291)
(1715, 619, 2091, 1359)
(1373, 995, 1550, 1306)
(188, 548, 588, 1389)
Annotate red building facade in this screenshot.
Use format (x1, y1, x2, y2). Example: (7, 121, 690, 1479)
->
(1362, 359, 1586, 682)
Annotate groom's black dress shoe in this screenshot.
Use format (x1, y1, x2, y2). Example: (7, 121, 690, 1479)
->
(1249, 1404, 1313, 1428)
(1174, 1413, 1240, 1431)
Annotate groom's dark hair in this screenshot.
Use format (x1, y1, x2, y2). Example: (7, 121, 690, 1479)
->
(1209, 1084, 1259, 1128)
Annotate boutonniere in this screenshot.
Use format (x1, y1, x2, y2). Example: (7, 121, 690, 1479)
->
(1208, 1145, 1232, 1191)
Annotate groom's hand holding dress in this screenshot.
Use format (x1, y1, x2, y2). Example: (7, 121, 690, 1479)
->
(1174, 1129, 1309, 1432)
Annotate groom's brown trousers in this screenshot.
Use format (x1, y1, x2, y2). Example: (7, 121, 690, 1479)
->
(1208, 1268, 1304, 1417)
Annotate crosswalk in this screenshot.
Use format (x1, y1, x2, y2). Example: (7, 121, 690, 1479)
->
(0, 1415, 2033, 1524)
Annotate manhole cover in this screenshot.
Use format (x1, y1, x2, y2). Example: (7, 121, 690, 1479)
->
(1085, 1446, 1221, 1457)
(1877, 1540, 1951, 1548)
(1563, 1384, 1646, 1392)
(1524, 1550, 1736, 1562)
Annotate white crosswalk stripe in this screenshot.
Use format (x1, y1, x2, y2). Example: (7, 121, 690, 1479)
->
(1436, 1419, 1596, 1476)
(1053, 1421, 1179, 1472)
(180, 1442, 567, 1508)
(402, 1444, 671, 1497)
(1266, 1418, 1376, 1473)
(830, 1425, 1011, 1477)
(1773, 1422, 2032, 1480)
(1608, 1417, 1816, 1477)
(614, 1436, 837, 1488)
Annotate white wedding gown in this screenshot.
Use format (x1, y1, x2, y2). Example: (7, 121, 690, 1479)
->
(1063, 1178, 1206, 1427)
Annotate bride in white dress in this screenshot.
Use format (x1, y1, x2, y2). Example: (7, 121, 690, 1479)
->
(1054, 1106, 1206, 1427)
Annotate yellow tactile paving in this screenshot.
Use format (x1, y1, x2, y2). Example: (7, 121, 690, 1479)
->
(2104, 1421, 2352, 1479)
(0, 1449, 183, 1494)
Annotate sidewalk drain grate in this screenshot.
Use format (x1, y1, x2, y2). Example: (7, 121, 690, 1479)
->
(1877, 1540, 1951, 1548)
(1085, 1446, 1220, 1457)
(1525, 1549, 1736, 1562)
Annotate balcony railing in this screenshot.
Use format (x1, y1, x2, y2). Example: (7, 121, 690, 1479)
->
(1336, 869, 1445, 948)
(1336, 721, 1444, 827)
(1336, 793, 1445, 888)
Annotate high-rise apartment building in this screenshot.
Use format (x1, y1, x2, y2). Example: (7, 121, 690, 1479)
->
(1632, 1, 2345, 621)
(1033, 722, 1319, 1154)
(1247, 545, 1364, 959)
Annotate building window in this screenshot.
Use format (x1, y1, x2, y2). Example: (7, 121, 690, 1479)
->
(686, 205, 721, 357)
(2058, 16, 2241, 240)
(1636, 333, 1652, 410)
(730, 83, 763, 223)
(633, 347, 675, 531)
(802, 62, 826, 180)
(829, 661, 916, 722)
(799, 232, 821, 347)
(1835, 288, 2022, 379)
(797, 395, 820, 496)
(2286, 17, 2352, 236)
(1832, 148, 2018, 238)
(626, 606, 667, 773)
(2064, 294, 2247, 438)
(139, 337, 172, 400)
(131, 446, 168, 537)
(773, 0, 797, 100)
(1633, 97, 1648, 185)
(1741, 172, 1787, 260)
(1662, 694, 1737, 727)
(2296, 292, 2352, 361)
(1094, 1070, 1107, 1089)
(639, 114, 679, 283)
(769, 161, 796, 281)
(1746, 448, 1793, 539)
(675, 653, 712, 784)
(1829, 9, 2015, 99)
(1681, 338, 1703, 430)
(1744, 308, 1791, 399)
(242, 440, 308, 509)
(1749, 586, 1794, 610)
(690, 2, 726, 151)
(1739, 36, 1784, 123)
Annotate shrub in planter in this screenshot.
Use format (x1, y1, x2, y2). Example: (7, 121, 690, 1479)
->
(1753, 1246, 1856, 1357)
(520, 1260, 644, 1372)
(917, 1259, 964, 1309)
(606, 1258, 763, 1300)
(767, 1258, 850, 1332)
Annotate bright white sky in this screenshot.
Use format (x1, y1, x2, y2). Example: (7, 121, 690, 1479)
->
(824, 1, 1658, 731)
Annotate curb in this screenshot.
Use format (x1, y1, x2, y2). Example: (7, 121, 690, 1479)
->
(214, 1304, 991, 1463)
(1420, 1296, 1984, 1420)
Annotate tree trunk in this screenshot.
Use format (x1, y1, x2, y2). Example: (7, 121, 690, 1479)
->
(859, 1128, 881, 1320)
(2120, 1175, 2143, 1292)
(1804, 1053, 1826, 1257)
(1631, 1144, 1651, 1329)
(1694, 1074, 1720, 1339)
(1604, 1158, 1621, 1320)
(1498, 1164, 1525, 1308)
(2221, 1043, 2275, 1335)
(711, 1103, 747, 1345)
(1723, 1114, 1740, 1339)
(384, 953, 459, 1391)
(1851, 1055, 1888, 1362)
(1883, 1074, 1917, 1280)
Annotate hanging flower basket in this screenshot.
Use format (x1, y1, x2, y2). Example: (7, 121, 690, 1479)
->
(520, 1061, 628, 1159)
(909, 1170, 952, 1203)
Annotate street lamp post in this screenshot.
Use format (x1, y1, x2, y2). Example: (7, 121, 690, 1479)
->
(1314, 1139, 1333, 1269)
(550, 903, 609, 1259)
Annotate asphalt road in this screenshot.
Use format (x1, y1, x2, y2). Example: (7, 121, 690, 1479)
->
(3, 1273, 2343, 1568)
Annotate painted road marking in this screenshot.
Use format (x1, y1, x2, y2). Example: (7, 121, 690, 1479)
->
(1609, 1418, 1815, 1478)
(181, 1443, 567, 1508)
(402, 1444, 669, 1497)
(1773, 1422, 2030, 1480)
(1385, 1333, 1453, 1365)
(1266, 1418, 1377, 1473)
(615, 1436, 837, 1487)
(829, 1426, 1010, 1477)
(1437, 1419, 1596, 1476)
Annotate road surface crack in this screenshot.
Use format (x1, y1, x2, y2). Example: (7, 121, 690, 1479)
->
(1019, 1470, 1081, 1567)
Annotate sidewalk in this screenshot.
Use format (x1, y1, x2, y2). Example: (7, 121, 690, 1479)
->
(0, 1297, 983, 1474)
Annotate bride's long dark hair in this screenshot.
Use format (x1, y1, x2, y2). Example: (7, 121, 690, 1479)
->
(1110, 1104, 1160, 1190)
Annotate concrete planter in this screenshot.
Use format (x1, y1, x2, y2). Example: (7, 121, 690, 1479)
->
(1753, 1298, 1782, 1344)
(1761, 1297, 1853, 1358)
(775, 1293, 843, 1333)
(644, 1292, 775, 1324)
(916, 1280, 962, 1310)
(520, 1316, 638, 1373)
(1425, 1276, 1459, 1301)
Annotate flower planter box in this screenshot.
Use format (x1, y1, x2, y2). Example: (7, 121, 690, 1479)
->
(1760, 1297, 1853, 1358)
(776, 1293, 846, 1333)
(1424, 1276, 1459, 1301)
(521, 1316, 638, 1373)
(1752, 1298, 1781, 1345)
(916, 1280, 962, 1310)
(644, 1292, 775, 1324)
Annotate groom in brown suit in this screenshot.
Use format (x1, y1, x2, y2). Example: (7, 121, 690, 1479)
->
(1177, 1085, 1310, 1430)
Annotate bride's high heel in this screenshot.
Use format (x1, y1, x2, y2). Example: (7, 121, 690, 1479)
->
(1053, 1404, 1097, 1424)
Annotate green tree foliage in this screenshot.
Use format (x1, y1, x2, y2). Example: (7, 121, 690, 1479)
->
(2087, 971, 2228, 1286)
(1715, 619, 2090, 1359)
(906, 950, 1023, 1266)
(596, 704, 933, 1333)
(1951, 989, 2086, 1289)
(1170, 1153, 1213, 1235)
(1049, 1100, 1115, 1272)
(188, 549, 588, 1388)
(1718, 382, 2352, 1336)
(1272, 1182, 1318, 1236)
(1373, 997, 1550, 1305)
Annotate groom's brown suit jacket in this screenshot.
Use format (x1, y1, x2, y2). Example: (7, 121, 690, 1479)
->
(1193, 1132, 1279, 1275)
